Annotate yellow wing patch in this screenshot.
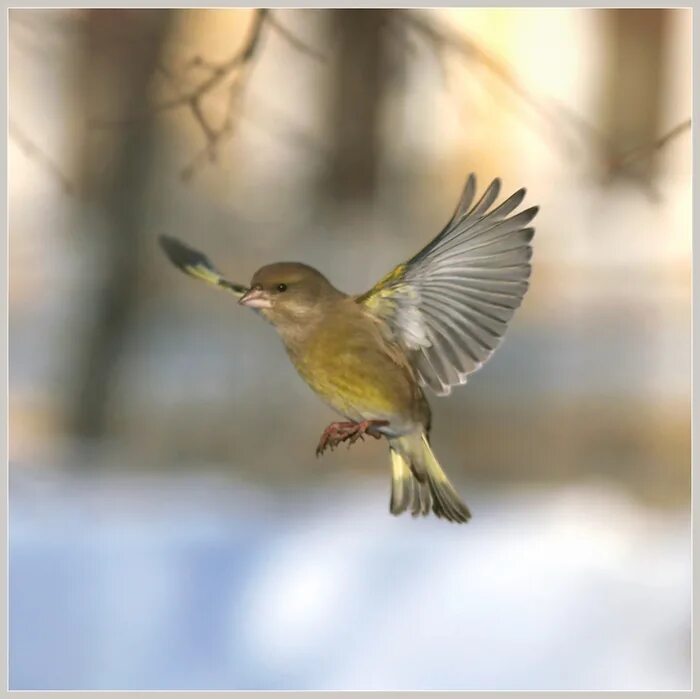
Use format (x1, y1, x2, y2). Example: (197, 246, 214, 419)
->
(356, 262, 408, 314)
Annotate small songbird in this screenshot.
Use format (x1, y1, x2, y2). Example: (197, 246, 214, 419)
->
(159, 174, 537, 523)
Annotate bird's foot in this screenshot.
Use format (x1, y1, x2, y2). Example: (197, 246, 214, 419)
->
(315, 419, 390, 457)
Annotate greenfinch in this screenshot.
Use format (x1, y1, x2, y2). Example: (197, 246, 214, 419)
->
(160, 174, 537, 523)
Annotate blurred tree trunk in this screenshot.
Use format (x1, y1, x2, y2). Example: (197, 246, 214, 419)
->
(324, 9, 391, 202)
(68, 10, 174, 440)
(601, 9, 668, 183)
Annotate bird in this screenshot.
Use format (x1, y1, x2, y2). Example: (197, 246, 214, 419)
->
(159, 174, 537, 523)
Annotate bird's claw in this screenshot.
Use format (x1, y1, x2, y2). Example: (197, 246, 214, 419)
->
(315, 420, 389, 457)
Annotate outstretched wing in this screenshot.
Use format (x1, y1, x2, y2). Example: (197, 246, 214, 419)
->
(158, 235, 248, 298)
(356, 174, 537, 396)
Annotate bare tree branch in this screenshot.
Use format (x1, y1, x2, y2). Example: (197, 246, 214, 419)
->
(84, 8, 689, 187)
(93, 9, 266, 120)
(89, 8, 269, 181)
(397, 11, 577, 138)
(609, 118, 691, 172)
(394, 11, 611, 158)
(88, 9, 326, 182)
(179, 65, 252, 181)
(395, 10, 691, 181)
(266, 13, 326, 62)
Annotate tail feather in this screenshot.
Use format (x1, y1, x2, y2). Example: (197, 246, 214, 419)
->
(389, 448, 411, 514)
(389, 433, 471, 523)
(411, 475, 432, 517)
(390, 449, 431, 517)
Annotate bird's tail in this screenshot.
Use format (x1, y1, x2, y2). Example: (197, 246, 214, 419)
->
(388, 432, 471, 523)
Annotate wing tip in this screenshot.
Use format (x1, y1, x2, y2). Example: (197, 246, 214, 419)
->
(158, 234, 209, 272)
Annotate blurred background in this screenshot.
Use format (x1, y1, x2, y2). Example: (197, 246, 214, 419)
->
(9, 8, 691, 691)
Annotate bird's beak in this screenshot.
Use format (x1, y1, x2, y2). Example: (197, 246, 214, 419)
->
(239, 288, 272, 309)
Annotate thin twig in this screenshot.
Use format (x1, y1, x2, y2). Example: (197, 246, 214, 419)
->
(399, 12, 560, 127)
(397, 10, 609, 156)
(188, 97, 217, 149)
(93, 9, 268, 124)
(397, 10, 691, 177)
(180, 55, 254, 181)
(89, 8, 269, 181)
(174, 8, 269, 180)
(611, 118, 691, 171)
(266, 13, 326, 62)
(88, 9, 322, 182)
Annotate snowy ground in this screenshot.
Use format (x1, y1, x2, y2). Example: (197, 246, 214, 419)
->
(9, 467, 690, 691)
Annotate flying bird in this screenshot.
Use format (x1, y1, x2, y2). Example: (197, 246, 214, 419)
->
(159, 174, 537, 523)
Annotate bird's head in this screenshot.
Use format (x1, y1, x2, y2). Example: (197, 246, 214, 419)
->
(239, 262, 344, 329)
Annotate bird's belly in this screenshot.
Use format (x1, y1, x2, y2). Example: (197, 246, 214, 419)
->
(289, 344, 415, 429)
(295, 358, 393, 421)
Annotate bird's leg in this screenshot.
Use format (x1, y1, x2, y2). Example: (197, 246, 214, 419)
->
(315, 419, 390, 456)
(315, 421, 355, 456)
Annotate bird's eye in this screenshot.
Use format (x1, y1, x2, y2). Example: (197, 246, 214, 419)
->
(277, 283, 288, 292)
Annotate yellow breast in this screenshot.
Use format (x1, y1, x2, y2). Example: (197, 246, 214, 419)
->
(287, 314, 417, 422)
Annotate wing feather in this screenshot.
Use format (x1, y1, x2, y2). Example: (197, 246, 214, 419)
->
(356, 174, 537, 395)
(467, 177, 501, 218)
(158, 235, 248, 297)
(447, 172, 477, 226)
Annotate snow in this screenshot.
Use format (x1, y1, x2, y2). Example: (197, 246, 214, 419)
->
(9, 467, 690, 690)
